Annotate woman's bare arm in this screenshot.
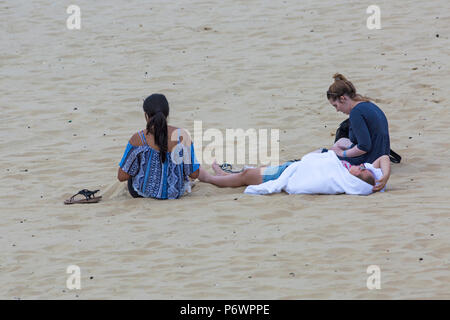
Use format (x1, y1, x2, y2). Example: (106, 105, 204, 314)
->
(331, 144, 367, 157)
(117, 133, 141, 182)
(189, 169, 200, 179)
(117, 168, 131, 182)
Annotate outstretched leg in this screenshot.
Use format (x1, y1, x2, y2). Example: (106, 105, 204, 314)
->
(211, 160, 231, 176)
(198, 167, 264, 187)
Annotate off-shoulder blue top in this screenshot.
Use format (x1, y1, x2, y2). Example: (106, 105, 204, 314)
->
(118, 130, 200, 199)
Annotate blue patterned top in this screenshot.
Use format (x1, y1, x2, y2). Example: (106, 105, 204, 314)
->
(118, 130, 200, 199)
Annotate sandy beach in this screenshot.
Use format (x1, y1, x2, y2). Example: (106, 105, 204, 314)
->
(1, 0, 449, 299)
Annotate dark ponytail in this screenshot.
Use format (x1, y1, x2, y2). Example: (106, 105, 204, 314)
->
(143, 94, 169, 163)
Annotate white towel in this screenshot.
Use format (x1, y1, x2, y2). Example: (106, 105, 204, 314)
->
(244, 151, 384, 196)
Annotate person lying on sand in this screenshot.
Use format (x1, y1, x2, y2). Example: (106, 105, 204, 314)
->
(198, 151, 390, 194)
(117, 94, 200, 199)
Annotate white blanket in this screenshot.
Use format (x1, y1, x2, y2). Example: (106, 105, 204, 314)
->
(244, 151, 384, 196)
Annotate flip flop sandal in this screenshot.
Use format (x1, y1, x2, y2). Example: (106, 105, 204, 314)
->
(64, 189, 102, 205)
(219, 163, 258, 174)
(219, 163, 244, 174)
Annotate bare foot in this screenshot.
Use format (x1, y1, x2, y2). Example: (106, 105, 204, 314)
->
(212, 160, 230, 176)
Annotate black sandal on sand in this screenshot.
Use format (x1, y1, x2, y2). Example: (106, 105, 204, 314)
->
(219, 163, 244, 174)
(64, 189, 102, 205)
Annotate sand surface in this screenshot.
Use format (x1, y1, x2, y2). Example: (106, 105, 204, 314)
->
(1, 0, 449, 299)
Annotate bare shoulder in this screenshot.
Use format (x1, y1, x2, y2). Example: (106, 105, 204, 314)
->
(168, 126, 192, 145)
(129, 132, 143, 146)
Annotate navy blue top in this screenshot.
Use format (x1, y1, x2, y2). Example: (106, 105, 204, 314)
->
(338, 101, 390, 165)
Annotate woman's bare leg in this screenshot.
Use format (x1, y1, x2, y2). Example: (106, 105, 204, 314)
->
(198, 167, 265, 187)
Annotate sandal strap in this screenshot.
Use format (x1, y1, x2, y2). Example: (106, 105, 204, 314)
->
(220, 163, 233, 170)
(72, 189, 99, 201)
(219, 163, 243, 174)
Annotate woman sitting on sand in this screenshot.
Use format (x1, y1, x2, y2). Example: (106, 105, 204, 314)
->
(198, 153, 391, 193)
(117, 94, 200, 199)
(326, 74, 390, 170)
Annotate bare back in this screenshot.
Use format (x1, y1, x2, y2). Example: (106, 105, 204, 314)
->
(129, 125, 183, 151)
